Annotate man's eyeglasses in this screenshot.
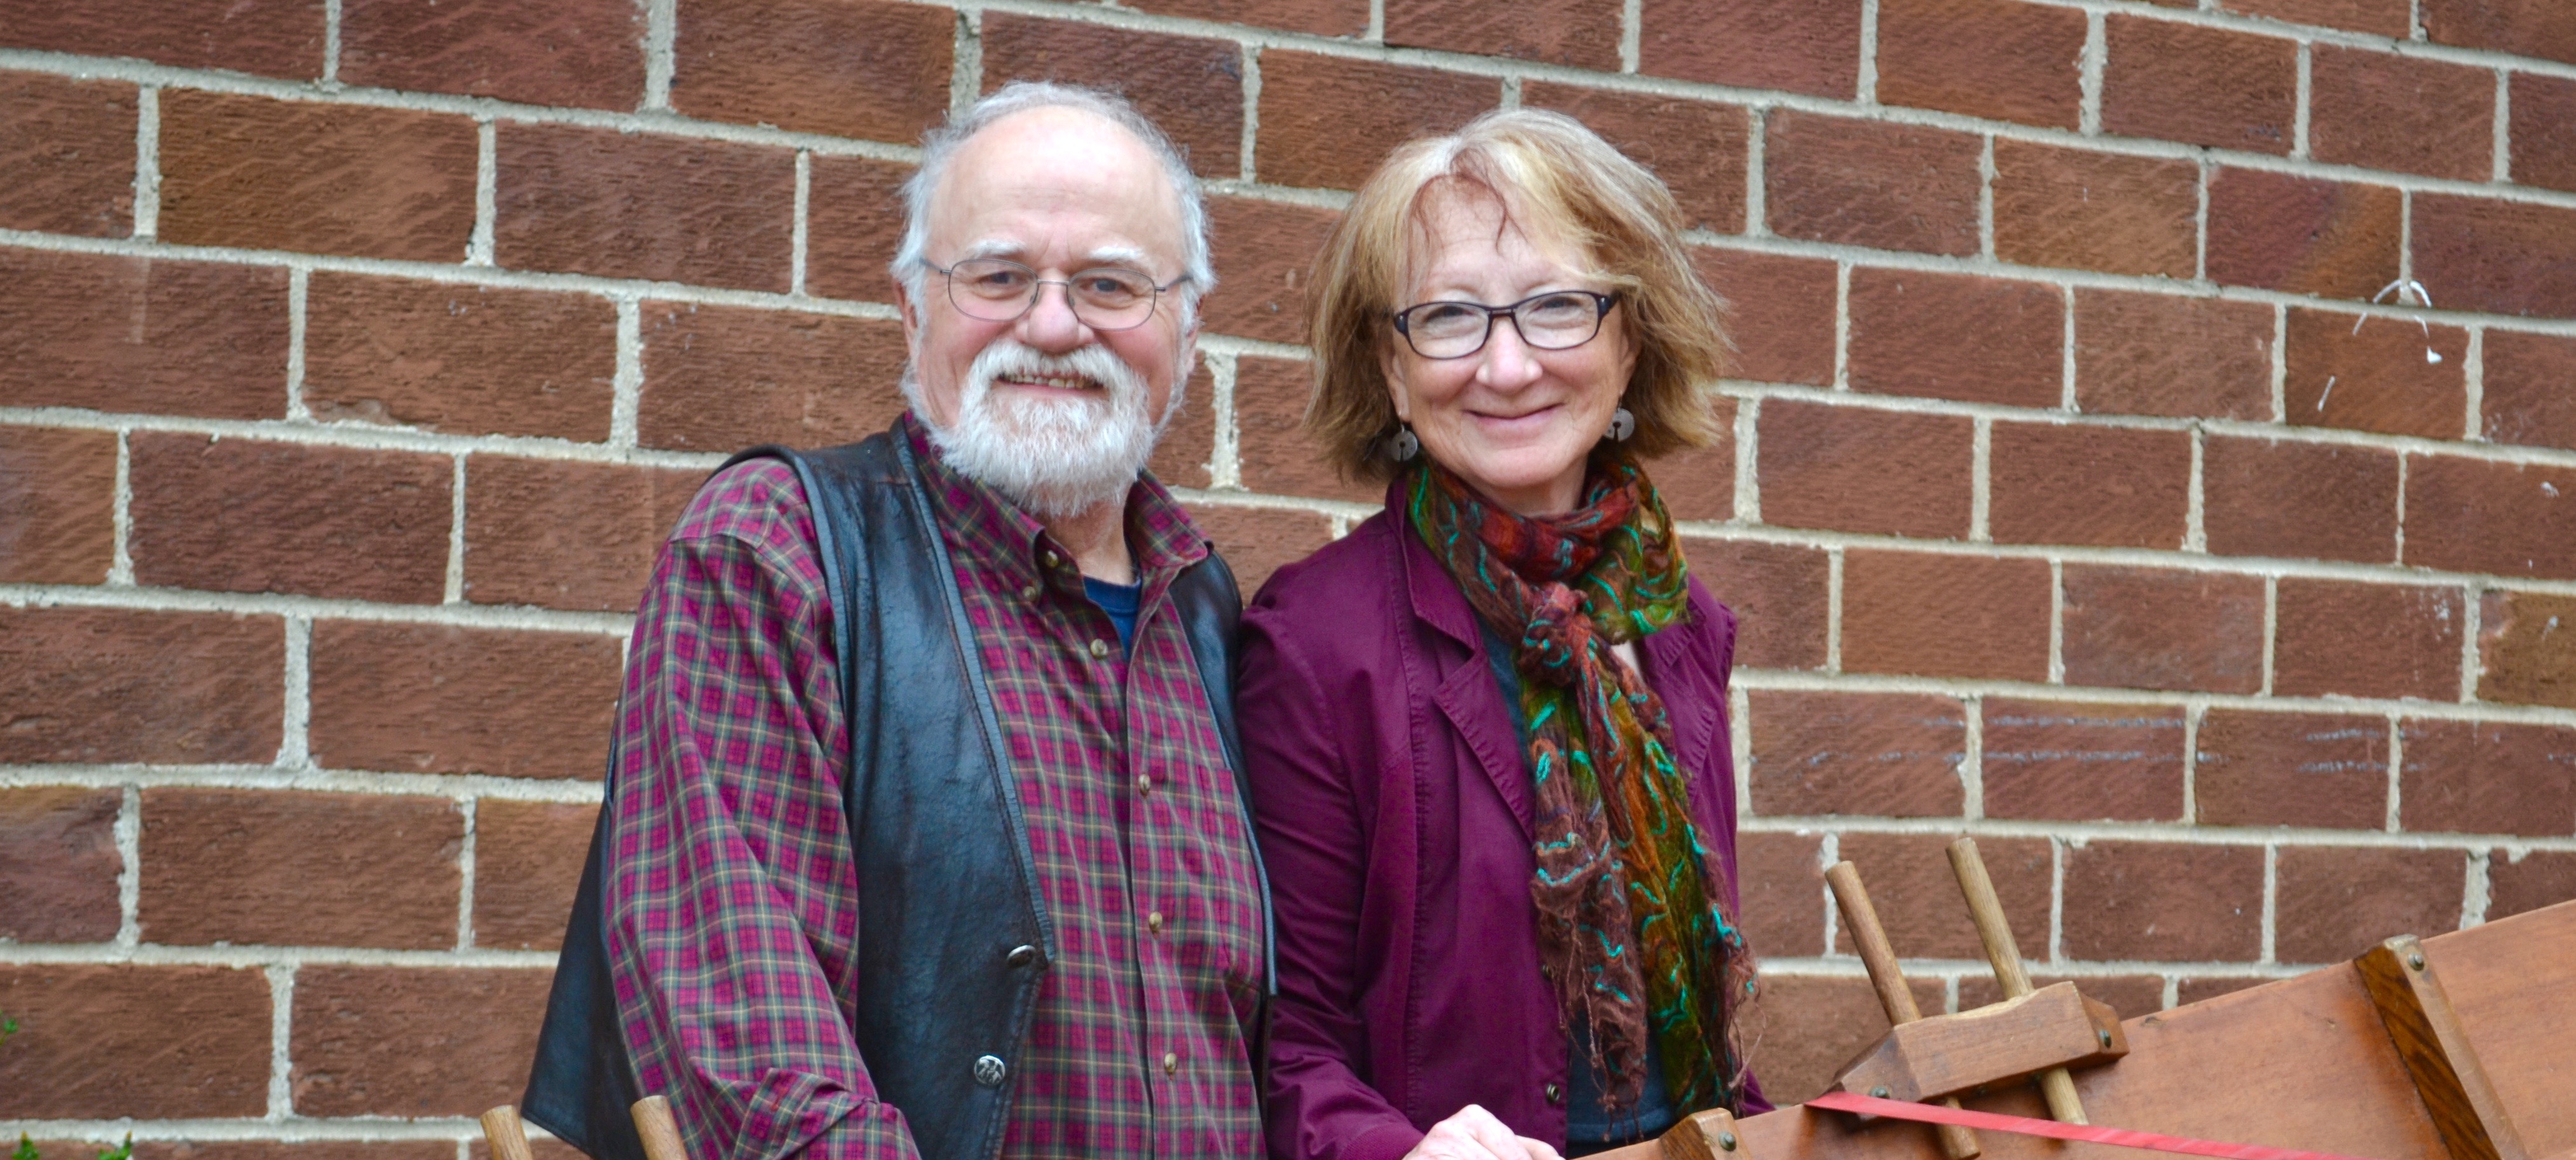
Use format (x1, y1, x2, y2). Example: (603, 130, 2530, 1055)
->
(925, 257, 1185, 331)
(1390, 290, 1618, 359)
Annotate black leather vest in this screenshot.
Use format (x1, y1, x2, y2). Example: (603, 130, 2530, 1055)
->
(521, 430, 1272, 1160)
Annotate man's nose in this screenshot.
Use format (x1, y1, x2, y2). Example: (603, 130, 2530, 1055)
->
(1016, 281, 1091, 351)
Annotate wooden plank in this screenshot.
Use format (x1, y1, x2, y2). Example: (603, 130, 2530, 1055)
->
(2422, 904, 2576, 1156)
(2355, 934, 2529, 1160)
(1832, 983, 2126, 1105)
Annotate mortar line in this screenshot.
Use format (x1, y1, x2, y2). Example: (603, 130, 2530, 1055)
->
(2462, 848, 2491, 927)
(612, 299, 643, 449)
(1970, 417, 1992, 542)
(1857, 0, 1881, 105)
(1365, 0, 1385, 43)
(2048, 560, 2066, 684)
(456, 798, 478, 952)
(280, 617, 313, 769)
(1619, 0, 1642, 74)
(1962, 695, 1986, 819)
(2462, 325, 2484, 442)
(266, 964, 296, 1118)
(643, 0, 676, 111)
(2179, 703, 2202, 823)
(2269, 304, 2288, 421)
(2398, 188, 2415, 285)
(791, 150, 812, 297)
(2161, 976, 2181, 1009)
(1732, 683, 1757, 829)
(2458, 578, 2483, 703)
(1497, 74, 1522, 109)
(2259, 577, 2279, 696)
(1824, 547, 1845, 673)
(2409, 0, 2425, 39)
(1733, 394, 1761, 524)
(322, 0, 342, 84)
(1831, 261, 1852, 390)
(2393, 451, 2409, 563)
(2080, 11, 2104, 136)
(2292, 42, 2312, 159)
(1209, 351, 1243, 489)
(1816, 831, 1842, 957)
(444, 454, 468, 604)
(2385, 714, 2406, 833)
(2059, 285, 2077, 410)
(2259, 843, 2278, 964)
(285, 266, 311, 421)
(2184, 426, 2207, 552)
(469, 121, 497, 266)
(0, 763, 611, 802)
(951, 6, 985, 117)
(131, 86, 160, 240)
(2194, 158, 2211, 281)
(1742, 107, 1768, 237)
(115, 784, 141, 948)
(2048, 836, 2066, 964)
(1239, 44, 1262, 184)
(2491, 70, 2510, 184)
(1978, 134, 1998, 259)
(109, 430, 135, 585)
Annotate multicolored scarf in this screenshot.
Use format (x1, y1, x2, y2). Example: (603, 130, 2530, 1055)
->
(1407, 455, 1756, 1116)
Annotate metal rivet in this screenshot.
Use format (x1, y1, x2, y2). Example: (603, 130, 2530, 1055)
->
(1871, 1086, 1890, 1099)
(2409, 953, 2427, 971)
(2099, 1029, 2114, 1048)
(972, 1054, 1007, 1087)
(1718, 1132, 1738, 1152)
(1007, 944, 1039, 968)
(1089, 639, 1110, 658)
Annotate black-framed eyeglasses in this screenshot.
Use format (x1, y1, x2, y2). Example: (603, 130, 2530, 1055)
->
(924, 257, 1187, 331)
(1390, 290, 1618, 359)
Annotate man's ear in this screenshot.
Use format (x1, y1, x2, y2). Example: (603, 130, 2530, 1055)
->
(896, 276, 924, 348)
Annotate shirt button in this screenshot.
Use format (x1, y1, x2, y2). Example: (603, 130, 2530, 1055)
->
(1162, 1052, 1179, 1075)
(1088, 639, 1110, 658)
(1019, 583, 1040, 600)
(1042, 550, 1061, 568)
(1147, 911, 1164, 933)
(1544, 1082, 1564, 1105)
(1135, 774, 1152, 796)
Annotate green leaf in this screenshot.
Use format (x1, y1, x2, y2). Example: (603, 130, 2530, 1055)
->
(95, 1136, 131, 1160)
(15, 1132, 41, 1160)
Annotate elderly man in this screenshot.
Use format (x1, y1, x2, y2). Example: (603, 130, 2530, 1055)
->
(521, 83, 1269, 1160)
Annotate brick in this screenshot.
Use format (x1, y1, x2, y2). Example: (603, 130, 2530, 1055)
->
(2509, 74, 2576, 194)
(1690, 247, 1836, 386)
(1983, 700, 2188, 822)
(1842, 552, 2052, 682)
(2403, 455, 2576, 580)
(1127, 0, 1368, 36)
(2062, 566, 2266, 695)
(1653, 395, 1736, 521)
(1991, 140, 2198, 278)
(0, 426, 115, 585)
(465, 458, 703, 612)
(0, 249, 289, 419)
(1745, 691, 1966, 817)
(2101, 17, 2297, 154)
(1522, 83, 1750, 233)
(2176, 976, 2268, 1004)
(2194, 711, 2389, 829)
(1254, 53, 1497, 191)
(474, 800, 598, 951)
(2202, 435, 2399, 564)
(2479, 590, 2576, 709)
(1748, 974, 1946, 1104)
(2488, 850, 2576, 921)
(2411, 194, 2576, 320)
(1874, 0, 2087, 128)
(2204, 169, 2402, 301)
(1387, 0, 1620, 69)
(1756, 400, 1972, 539)
(1639, 0, 1862, 99)
(0, 0, 322, 78)
(146, 1145, 456, 1160)
(339, 0, 644, 109)
(1152, 363, 1218, 491)
(1735, 830, 1825, 957)
(981, 15, 1243, 179)
(0, 965, 271, 1117)
(157, 91, 475, 262)
(0, 788, 121, 943)
(639, 303, 908, 452)
(0, 608, 282, 765)
(1683, 538, 1829, 671)
(2221, 0, 2410, 35)
(2422, 0, 2576, 67)
(310, 622, 620, 780)
(494, 123, 794, 292)
(0, 72, 135, 237)
(129, 434, 451, 603)
(1988, 423, 2190, 549)
(2275, 847, 2465, 963)
(290, 966, 554, 1116)
(2282, 307, 2469, 439)
(2073, 290, 2275, 421)
(1835, 833, 2050, 959)
(1203, 196, 1340, 345)
(669, 0, 950, 142)
(2483, 330, 2576, 451)
(1762, 110, 1980, 255)
(805, 154, 913, 303)
(1847, 269, 2063, 407)
(2273, 578, 2463, 700)
(303, 272, 618, 440)
(138, 788, 461, 949)
(1235, 354, 1375, 504)
(1187, 505, 1334, 598)
(2062, 841, 2265, 961)
(1961, 974, 2166, 1021)
(2401, 719, 2576, 836)
(2308, 46, 2495, 182)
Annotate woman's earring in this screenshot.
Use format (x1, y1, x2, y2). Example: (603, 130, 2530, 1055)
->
(1605, 407, 1637, 442)
(1389, 425, 1421, 462)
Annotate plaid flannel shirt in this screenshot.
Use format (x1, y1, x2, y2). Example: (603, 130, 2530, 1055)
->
(606, 415, 1268, 1159)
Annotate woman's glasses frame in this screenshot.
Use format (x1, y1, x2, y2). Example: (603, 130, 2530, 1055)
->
(923, 256, 1189, 332)
(1389, 290, 1618, 360)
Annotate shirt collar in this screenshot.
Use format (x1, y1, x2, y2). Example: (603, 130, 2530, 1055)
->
(903, 409, 1211, 586)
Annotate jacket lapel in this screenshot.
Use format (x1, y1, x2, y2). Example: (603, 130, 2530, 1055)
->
(1398, 508, 1538, 839)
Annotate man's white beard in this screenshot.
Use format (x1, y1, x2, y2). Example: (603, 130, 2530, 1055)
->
(913, 339, 1176, 521)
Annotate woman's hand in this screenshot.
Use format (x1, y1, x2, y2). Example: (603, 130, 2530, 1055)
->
(1402, 1105, 1565, 1160)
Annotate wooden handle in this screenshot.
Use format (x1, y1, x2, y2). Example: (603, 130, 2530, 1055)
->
(1824, 861, 1980, 1160)
(1946, 837, 2087, 1126)
(479, 1106, 535, 1160)
(632, 1095, 689, 1160)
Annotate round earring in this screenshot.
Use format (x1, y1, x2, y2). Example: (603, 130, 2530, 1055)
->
(1605, 407, 1637, 442)
(1388, 425, 1421, 462)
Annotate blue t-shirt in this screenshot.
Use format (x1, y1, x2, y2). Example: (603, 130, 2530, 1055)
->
(1084, 575, 1141, 653)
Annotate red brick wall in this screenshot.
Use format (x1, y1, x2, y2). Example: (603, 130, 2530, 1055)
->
(4, 0, 2575, 1140)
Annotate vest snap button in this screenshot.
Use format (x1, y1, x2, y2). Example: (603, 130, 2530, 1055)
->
(1006, 944, 1039, 968)
(973, 1054, 1007, 1087)
(1545, 1082, 1564, 1105)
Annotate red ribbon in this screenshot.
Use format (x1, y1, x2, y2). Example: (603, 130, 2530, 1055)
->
(1804, 1090, 2383, 1160)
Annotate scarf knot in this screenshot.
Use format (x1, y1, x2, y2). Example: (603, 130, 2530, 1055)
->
(1522, 583, 1593, 686)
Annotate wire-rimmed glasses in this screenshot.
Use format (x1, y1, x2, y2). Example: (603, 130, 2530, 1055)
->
(1390, 290, 1618, 359)
(925, 257, 1186, 331)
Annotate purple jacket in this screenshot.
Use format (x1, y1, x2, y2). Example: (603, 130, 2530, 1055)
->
(1238, 493, 1769, 1160)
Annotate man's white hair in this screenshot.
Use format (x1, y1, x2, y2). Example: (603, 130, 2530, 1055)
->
(890, 81, 1216, 324)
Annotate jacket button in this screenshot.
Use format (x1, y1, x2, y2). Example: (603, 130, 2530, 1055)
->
(1089, 639, 1110, 658)
(1162, 1052, 1179, 1075)
(1006, 944, 1040, 968)
(1544, 1082, 1564, 1105)
(973, 1054, 1007, 1087)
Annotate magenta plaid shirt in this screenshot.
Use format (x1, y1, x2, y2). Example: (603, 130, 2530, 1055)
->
(604, 415, 1268, 1160)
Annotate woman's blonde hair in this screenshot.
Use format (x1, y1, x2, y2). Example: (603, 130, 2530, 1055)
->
(1304, 108, 1729, 483)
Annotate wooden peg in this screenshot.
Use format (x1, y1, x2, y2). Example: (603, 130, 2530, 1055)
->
(1947, 836, 2086, 1125)
(479, 1107, 535, 1160)
(1824, 861, 1980, 1160)
(632, 1095, 689, 1160)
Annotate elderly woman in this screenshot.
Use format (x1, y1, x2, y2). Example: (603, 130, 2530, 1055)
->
(1239, 110, 1768, 1160)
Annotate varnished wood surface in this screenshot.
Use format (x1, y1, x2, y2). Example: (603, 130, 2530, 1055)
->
(632, 1095, 689, 1160)
(479, 1106, 536, 1160)
(2355, 936, 2526, 1160)
(1832, 983, 2125, 1105)
(1948, 838, 2085, 1126)
(1824, 861, 1983, 1160)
